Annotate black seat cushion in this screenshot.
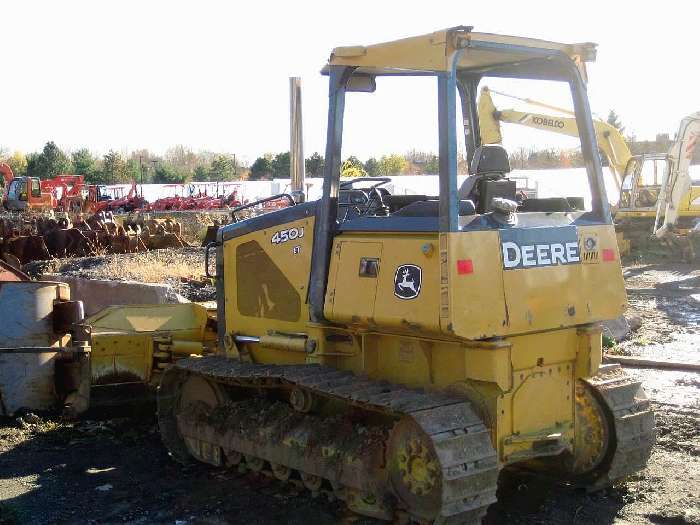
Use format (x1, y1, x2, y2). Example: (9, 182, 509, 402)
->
(384, 194, 431, 213)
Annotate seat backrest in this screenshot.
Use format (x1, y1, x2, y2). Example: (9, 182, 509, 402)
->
(470, 144, 511, 176)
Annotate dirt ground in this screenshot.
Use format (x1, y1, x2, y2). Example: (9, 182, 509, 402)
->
(1, 261, 698, 525)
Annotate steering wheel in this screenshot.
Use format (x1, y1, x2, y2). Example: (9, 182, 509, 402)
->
(364, 186, 388, 216)
(338, 177, 391, 219)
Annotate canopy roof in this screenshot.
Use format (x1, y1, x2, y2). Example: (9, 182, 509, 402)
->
(327, 27, 596, 79)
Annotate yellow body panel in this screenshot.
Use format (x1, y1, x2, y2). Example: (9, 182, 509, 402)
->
(440, 225, 625, 339)
(442, 230, 509, 338)
(326, 240, 383, 323)
(86, 303, 211, 335)
(90, 333, 152, 384)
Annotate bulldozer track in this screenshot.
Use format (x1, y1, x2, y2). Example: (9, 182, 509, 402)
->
(158, 355, 499, 524)
(585, 364, 656, 488)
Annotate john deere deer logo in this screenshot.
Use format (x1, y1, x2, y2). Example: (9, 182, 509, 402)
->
(394, 264, 422, 300)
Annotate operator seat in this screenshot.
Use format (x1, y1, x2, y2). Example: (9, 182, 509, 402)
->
(459, 144, 514, 212)
(392, 145, 511, 218)
(459, 144, 511, 198)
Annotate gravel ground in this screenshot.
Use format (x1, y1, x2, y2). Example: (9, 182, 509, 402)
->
(1, 262, 698, 524)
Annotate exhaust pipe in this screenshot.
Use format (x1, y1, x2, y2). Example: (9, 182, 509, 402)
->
(290, 77, 305, 202)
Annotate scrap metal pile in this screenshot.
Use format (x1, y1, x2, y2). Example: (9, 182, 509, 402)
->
(0, 211, 187, 265)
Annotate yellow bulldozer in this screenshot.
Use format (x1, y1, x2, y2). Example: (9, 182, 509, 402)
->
(0, 27, 655, 525)
(154, 27, 654, 524)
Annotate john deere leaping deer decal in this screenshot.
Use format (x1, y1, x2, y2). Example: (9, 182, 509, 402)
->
(394, 264, 422, 300)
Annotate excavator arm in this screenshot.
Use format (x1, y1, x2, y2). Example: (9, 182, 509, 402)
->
(653, 112, 700, 237)
(478, 86, 629, 191)
(0, 163, 14, 187)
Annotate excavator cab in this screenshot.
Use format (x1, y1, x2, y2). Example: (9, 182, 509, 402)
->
(162, 28, 653, 525)
(3, 176, 50, 211)
(7, 178, 28, 202)
(620, 154, 669, 209)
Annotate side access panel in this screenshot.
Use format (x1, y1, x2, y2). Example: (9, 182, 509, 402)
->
(325, 233, 442, 335)
(218, 205, 315, 363)
(326, 241, 382, 322)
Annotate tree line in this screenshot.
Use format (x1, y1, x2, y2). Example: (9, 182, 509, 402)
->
(0, 142, 604, 185)
(0, 143, 438, 184)
(0, 143, 246, 185)
(6, 135, 686, 187)
(249, 152, 420, 179)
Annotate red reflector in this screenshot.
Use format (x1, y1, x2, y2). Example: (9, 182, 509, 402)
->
(457, 259, 474, 274)
(602, 248, 615, 261)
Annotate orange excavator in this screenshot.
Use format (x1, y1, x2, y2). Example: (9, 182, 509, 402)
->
(41, 175, 88, 212)
(41, 175, 113, 213)
(1, 163, 55, 211)
(1, 164, 115, 214)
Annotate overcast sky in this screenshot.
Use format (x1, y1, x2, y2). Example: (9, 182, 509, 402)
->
(3, 0, 697, 164)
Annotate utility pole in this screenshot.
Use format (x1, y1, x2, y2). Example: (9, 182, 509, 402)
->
(139, 155, 144, 197)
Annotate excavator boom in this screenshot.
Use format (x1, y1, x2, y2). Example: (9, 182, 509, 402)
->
(479, 86, 629, 191)
(654, 112, 700, 236)
(479, 86, 700, 249)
